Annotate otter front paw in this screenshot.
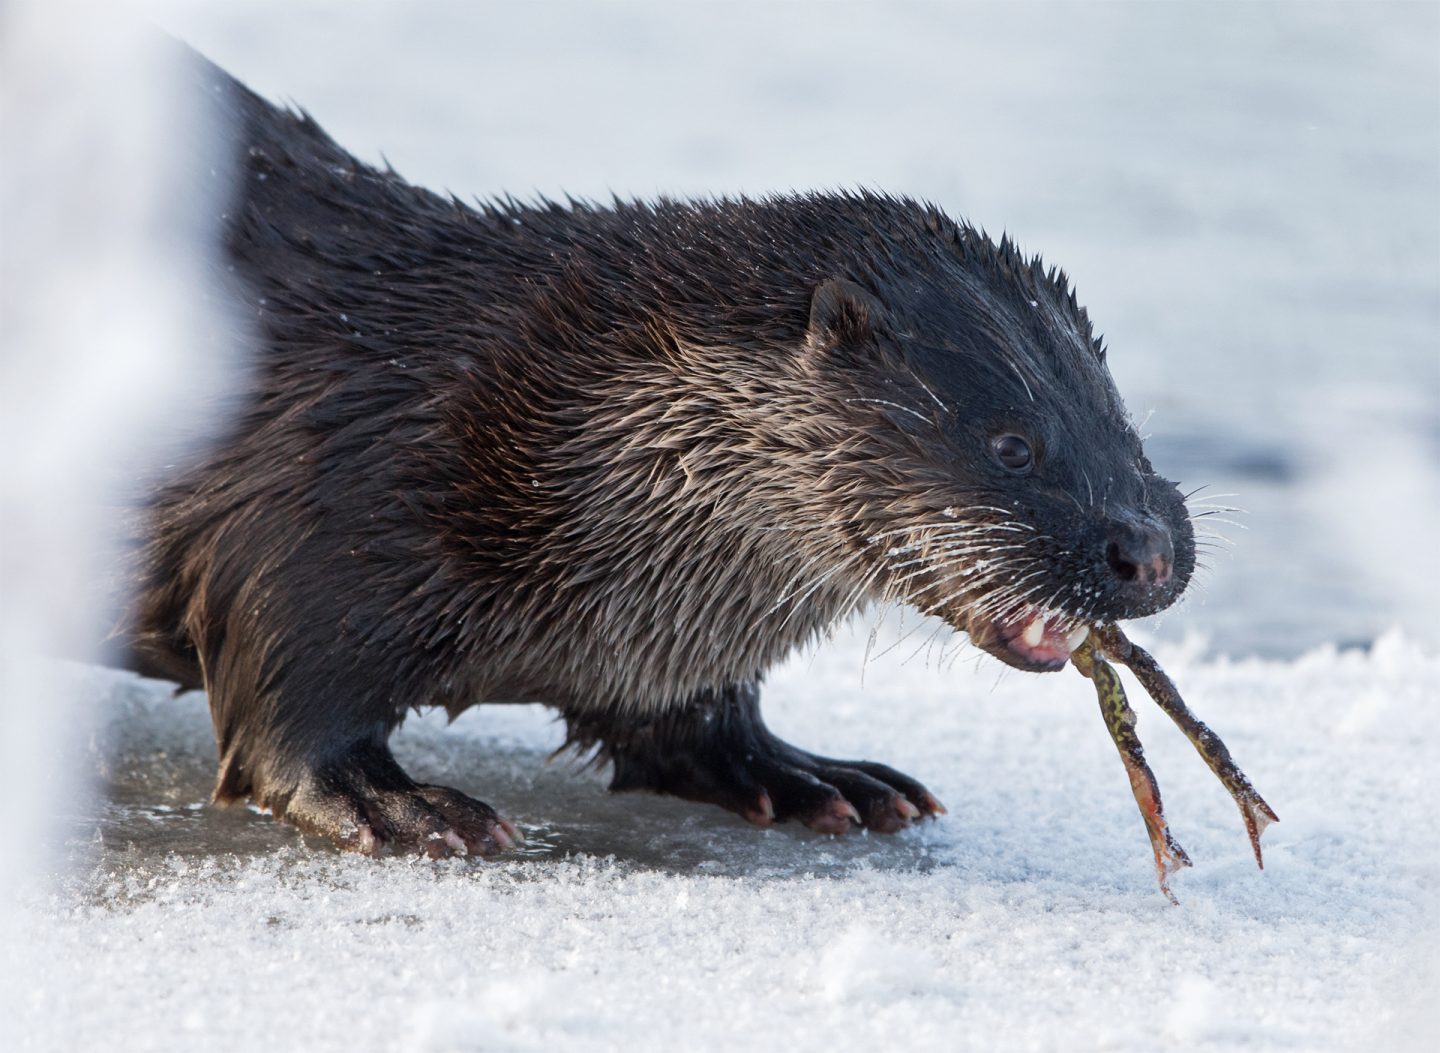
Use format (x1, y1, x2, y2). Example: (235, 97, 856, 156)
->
(273, 748, 520, 858)
(568, 684, 944, 837)
(684, 748, 944, 835)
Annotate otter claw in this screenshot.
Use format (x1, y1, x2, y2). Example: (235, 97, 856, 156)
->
(806, 798, 862, 835)
(354, 823, 380, 858)
(423, 830, 471, 858)
(743, 791, 777, 828)
(495, 816, 525, 847)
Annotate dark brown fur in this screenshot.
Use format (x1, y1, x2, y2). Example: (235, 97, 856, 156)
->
(116, 54, 1194, 855)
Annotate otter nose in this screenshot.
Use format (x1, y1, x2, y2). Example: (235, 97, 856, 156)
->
(1104, 518, 1174, 587)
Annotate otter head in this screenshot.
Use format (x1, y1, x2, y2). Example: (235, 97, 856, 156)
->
(801, 230, 1195, 673)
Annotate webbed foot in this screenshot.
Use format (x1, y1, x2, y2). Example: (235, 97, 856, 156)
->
(565, 683, 944, 835)
(270, 742, 520, 858)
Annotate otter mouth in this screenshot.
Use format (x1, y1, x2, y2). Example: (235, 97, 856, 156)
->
(967, 606, 1090, 673)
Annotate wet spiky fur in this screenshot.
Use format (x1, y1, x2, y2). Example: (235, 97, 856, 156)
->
(116, 53, 1193, 848)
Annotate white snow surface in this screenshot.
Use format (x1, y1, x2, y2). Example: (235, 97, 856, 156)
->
(15, 624, 1439, 1052)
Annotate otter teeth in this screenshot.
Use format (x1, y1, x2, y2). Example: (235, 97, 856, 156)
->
(1018, 614, 1089, 655)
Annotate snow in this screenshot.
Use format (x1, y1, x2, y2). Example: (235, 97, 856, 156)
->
(11, 625, 1439, 1052)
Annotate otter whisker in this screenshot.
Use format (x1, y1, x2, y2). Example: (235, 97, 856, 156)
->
(904, 617, 955, 670)
(1190, 515, 1247, 532)
(903, 552, 1031, 596)
(911, 563, 1049, 613)
(963, 575, 1058, 624)
(1193, 534, 1235, 549)
(907, 371, 950, 413)
(862, 599, 904, 673)
(864, 518, 1033, 544)
(879, 530, 1024, 558)
(767, 524, 922, 641)
(843, 397, 934, 427)
(1187, 508, 1246, 523)
(884, 545, 1031, 580)
(771, 550, 867, 628)
(1003, 357, 1036, 403)
(865, 605, 953, 665)
(771, 549, 850, 609)
(915, 534, 1034, 555)
(963, 558, 1051, 603)
(925, 578, 1021, 626)
(1035, 585, 1068, 618)
(979, 576, 1054, 616)
(870, 597, 950, 670)
(945, 638, 988, 673)
(916, 534, 1036, 565)
(764, 549, 857, 611)
(831, 560, 889, 632)
(966, 504, 1036, 522)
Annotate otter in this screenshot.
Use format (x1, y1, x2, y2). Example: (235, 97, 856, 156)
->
(117, 53, 1195, 858)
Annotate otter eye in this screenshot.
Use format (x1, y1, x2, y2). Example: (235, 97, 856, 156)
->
(991, 433, 1033, 472)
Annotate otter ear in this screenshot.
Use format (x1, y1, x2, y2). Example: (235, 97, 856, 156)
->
(805, 279, 883, 360)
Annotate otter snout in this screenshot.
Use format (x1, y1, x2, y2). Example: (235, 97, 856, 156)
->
(1104, 516, 1174, 589)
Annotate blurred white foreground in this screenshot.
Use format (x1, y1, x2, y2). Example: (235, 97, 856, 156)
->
(1, 2, 232, 1048)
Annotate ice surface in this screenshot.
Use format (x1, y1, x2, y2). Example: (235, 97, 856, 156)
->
(13, 624, 1439, 1052)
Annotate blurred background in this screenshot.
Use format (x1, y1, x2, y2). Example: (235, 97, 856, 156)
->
(153, 0, 1440, 659)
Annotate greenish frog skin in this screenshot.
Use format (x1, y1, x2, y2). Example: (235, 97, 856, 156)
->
(1073, 625, 1277, 903)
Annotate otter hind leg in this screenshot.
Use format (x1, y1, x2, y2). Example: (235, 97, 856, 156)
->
(564, 683, 945, 835)
(251, 738, 520, 859)
(202, 617, 519, 859)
